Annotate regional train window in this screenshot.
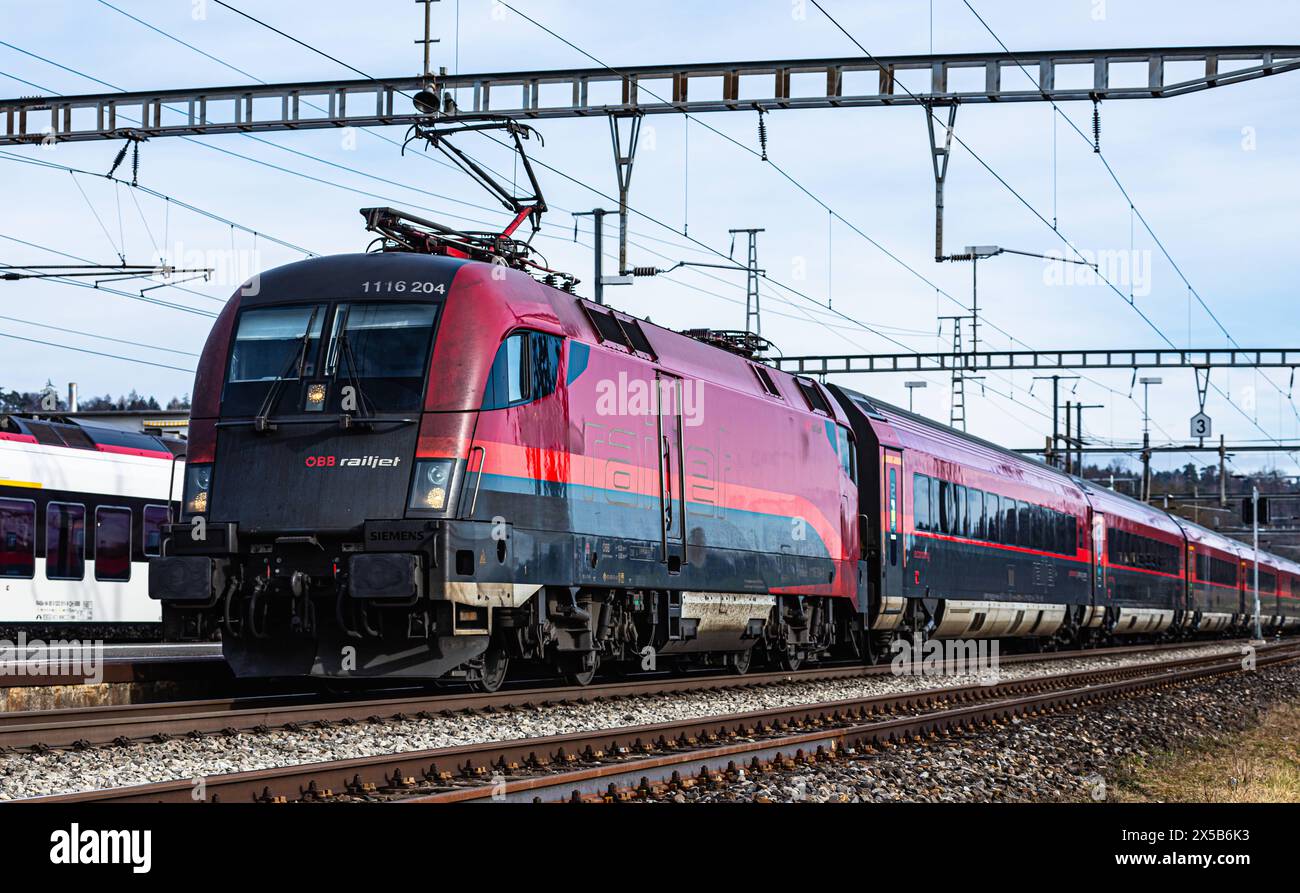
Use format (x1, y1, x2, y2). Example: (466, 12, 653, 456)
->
(45, 502, 85, 581)
(1002, 500, 1016, 545)
(1017, 502, 1031, 549)
(986, 494, 1000, 543)
(227, 304, 326, 383)
(969, 488, 984, 540)
(953, 485, 967, 537)
(913, 474, 930, 532)
(95, 506, 131, 582)
(143, 504, 170, 558)
(0, 497, 35, 579)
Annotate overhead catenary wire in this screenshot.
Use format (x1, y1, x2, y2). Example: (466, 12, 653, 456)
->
(960, 0, 1300, 429)
(199, 1, 1068, 434)
(809, 0, 1295, 465)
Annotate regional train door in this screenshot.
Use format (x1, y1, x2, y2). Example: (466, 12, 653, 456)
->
(881, 448, 903, 602)
(657, 372, 686, 572)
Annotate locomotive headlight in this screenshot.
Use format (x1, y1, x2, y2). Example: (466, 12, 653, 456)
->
(408, 459, 454, 513)
(183, 463, 213, 517)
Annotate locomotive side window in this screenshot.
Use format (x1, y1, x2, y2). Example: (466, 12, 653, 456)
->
(143, 504, 170, 558)
(227, 304, 326, 383)
(913, 474, 930, 531)
(483, 331, 564, 410)
(95, 507, 132, 582)
(0, 497, 35, 579)
(45, 502, 86, 581)
(835, 427, 855, 481)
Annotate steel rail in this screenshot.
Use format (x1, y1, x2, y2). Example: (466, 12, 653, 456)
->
(17, 642, 1293, 804)
(0, 639, 1228, 752)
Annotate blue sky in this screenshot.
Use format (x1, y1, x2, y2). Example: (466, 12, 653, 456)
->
(2, 0, 1299, 476)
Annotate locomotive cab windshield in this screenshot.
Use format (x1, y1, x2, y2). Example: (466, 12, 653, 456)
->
(222, 300, 440, 418)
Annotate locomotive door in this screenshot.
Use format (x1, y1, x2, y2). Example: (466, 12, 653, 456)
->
(656, 372, 686, 571)
(881, 448, 903, 602)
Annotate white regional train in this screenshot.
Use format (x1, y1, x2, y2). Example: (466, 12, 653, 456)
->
(0, 415, 183, 637)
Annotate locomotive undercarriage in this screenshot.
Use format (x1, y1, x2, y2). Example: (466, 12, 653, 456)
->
(156, 528, 847, 685)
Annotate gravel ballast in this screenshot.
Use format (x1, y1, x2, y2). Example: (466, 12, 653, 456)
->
(685, 662, 1300, 803)
(0, 641, 1264, 799)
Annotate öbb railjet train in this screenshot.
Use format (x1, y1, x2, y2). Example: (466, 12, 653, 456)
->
(150, 252, 1300, 688)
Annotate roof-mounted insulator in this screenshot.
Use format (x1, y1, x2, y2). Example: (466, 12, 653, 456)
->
(1091, 97, 1101, 154)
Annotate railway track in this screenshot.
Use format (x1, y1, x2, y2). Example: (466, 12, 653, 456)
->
(0, 639, 1233, 752)
(18, 640, 1296, 804)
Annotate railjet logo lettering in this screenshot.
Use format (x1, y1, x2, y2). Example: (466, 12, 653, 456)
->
(49, 824, 151, 874)
(305, 455, 402, 468)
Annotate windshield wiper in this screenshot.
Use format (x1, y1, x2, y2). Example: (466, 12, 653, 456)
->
(252, 307, 319, 433)
(336, 327, 377, 429)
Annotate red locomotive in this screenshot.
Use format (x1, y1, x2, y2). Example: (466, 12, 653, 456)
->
(150, 234, 1298, 688)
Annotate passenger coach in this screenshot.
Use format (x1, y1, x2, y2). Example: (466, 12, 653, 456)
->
(0, 415, 183, 636)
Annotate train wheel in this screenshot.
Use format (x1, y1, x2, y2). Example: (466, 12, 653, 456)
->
(731, 648, 753, 676)
(469, 646, 509, 693)
(563, 652, 600, 687)
(776, 647, 802, 672)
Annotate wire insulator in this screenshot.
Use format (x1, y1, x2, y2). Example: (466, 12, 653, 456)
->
(106, 141, 129, 179)
(631, 266, 659, 277)
(756, 108, 768, 162)
(1091, 99, 1101, 154)
(131, 140, 140, 186)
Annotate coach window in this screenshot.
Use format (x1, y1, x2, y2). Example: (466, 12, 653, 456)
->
(143, 505, 170, 558)
(953, 485, 967, 537)
(0, 498, 36, 579)
(45, 502, 86, 581)
(1013, 502, 1028, 549)
(938, 480, 951, 534)
(986, 493, 1001, 543)
(913, 475, 930, 532)
(968, 488, 984, 540)
(95, 507, 132, 582)
(930, 480, 940, 536)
